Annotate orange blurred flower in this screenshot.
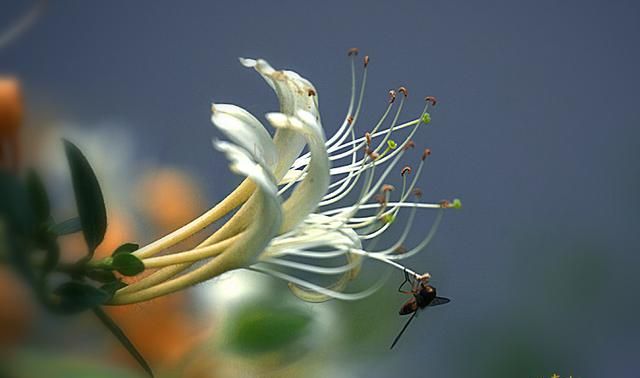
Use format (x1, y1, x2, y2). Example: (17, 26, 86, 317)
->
(136, 168, 207, 232)
(0, 266, 35, 349)
(0, 77, 22, 171)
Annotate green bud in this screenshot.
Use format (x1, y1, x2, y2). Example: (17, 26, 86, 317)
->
(387, 140, 397, 150)
(112, 242, 140, 256)
(112, 253, 145, 276)
(421, 113, 431, 125)
(451, 198, 462, 209)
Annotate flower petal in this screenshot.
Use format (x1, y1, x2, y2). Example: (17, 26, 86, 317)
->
(211, 104, 276, 168)
(266, 111, 329, 232)
(239, 57, 320, 180)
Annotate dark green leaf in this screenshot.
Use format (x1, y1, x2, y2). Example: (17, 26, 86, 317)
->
(112, 253, 144, 276)
(63, 140, 107, 255)
(53, 281, 110, 314)
(25, 170, 50, 223)
(100, 280, 127, 297)
(86, 269, 117, 283)
(92, 307, 154, 378)
(112, 243, 139, 256)
(50, 217, 82, 236)
(40, 235, 60, 273)
(0, 171, 33, 234)
(0, 173, 36, 281)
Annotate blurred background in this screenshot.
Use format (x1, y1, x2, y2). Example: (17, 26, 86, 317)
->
(1, 0, 639, 377)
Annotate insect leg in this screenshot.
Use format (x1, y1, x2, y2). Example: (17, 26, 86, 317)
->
(390, 311, 418, 349)
(397, 268, 413, 294)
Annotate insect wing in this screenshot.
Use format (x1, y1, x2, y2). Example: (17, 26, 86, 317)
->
(428, 296, 451, 307)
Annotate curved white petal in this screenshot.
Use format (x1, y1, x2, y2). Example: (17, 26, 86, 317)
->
(213, 141, 280, 217)
(266, 111, 329, 232)
(240, 57, 320, 180)
(211, 104, 276, 168)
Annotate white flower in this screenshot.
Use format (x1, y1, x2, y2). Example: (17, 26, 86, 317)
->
(110, 51, 459, 305)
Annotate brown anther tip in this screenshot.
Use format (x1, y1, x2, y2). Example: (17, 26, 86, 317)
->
(348, 47, 359, 56)
(401, 166, 412, 176)
(364, 55, 370, 67)
(388, 90, 397, 104)
(308, 88, 316, 97)
(398, 87, 408, 97)
(369, 151, 379, 160)
(403, 140, 416, 151)
(393, 245, 407, 254)
(425, 96, 437, 106)
(374, 194, 386, 205)
(412, 188, 423, 198)
(382, 184, 395, 192)
(347, 115, 354, 125)
(421, 148, 431, 160)
(439, 200, 450, 208)
(365, 132, 372, 146)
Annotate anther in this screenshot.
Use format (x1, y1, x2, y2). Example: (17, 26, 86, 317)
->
(374, 194, 386, 205)
(382, 184, 395, 192)
(425, 96, 437, 106)
(364, 55, 370, 67)
(403, 140, 416, 151)
(348, 47, 359, 56)
(388, 90, 397, 104)
(412, 188, 423, 198)
(398, 87, 408, 97)
(347, 115, 354, 125)
(308, 88, 316, 96)
(393, 245, 407, 254)
(401, 166, 412, 176)
(421, 148, 431, 161)
(365, 132, 372, 146)
(364, 145, 378, 160)
(417, 272, 431, 282)
(439, 200, 450, 208)
(382, 213, 396, 224)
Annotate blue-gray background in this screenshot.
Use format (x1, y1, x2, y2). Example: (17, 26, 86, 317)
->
(2, 1, 639, 377)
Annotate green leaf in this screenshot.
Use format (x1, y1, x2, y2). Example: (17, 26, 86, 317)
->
(226, 304, 312, 355)
(40, 234, 60, 273)
(49, 217, 83, 236)
(0, 171, 33, 234)
(25, 170, 50, 223)
(100, 280, 127, 297)
(92, 307, 154, 378)
(112, 253, 144, 276)
(53, 281, 110, 314)
(63, 140, 107, 255)
(86, 269, 117, 283)
(112, 243, 140, 256)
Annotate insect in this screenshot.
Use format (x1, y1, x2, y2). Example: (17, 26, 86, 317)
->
(390, 270, 451, 349)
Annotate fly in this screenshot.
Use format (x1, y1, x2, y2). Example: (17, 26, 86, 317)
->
(390, 270, 450, 349)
